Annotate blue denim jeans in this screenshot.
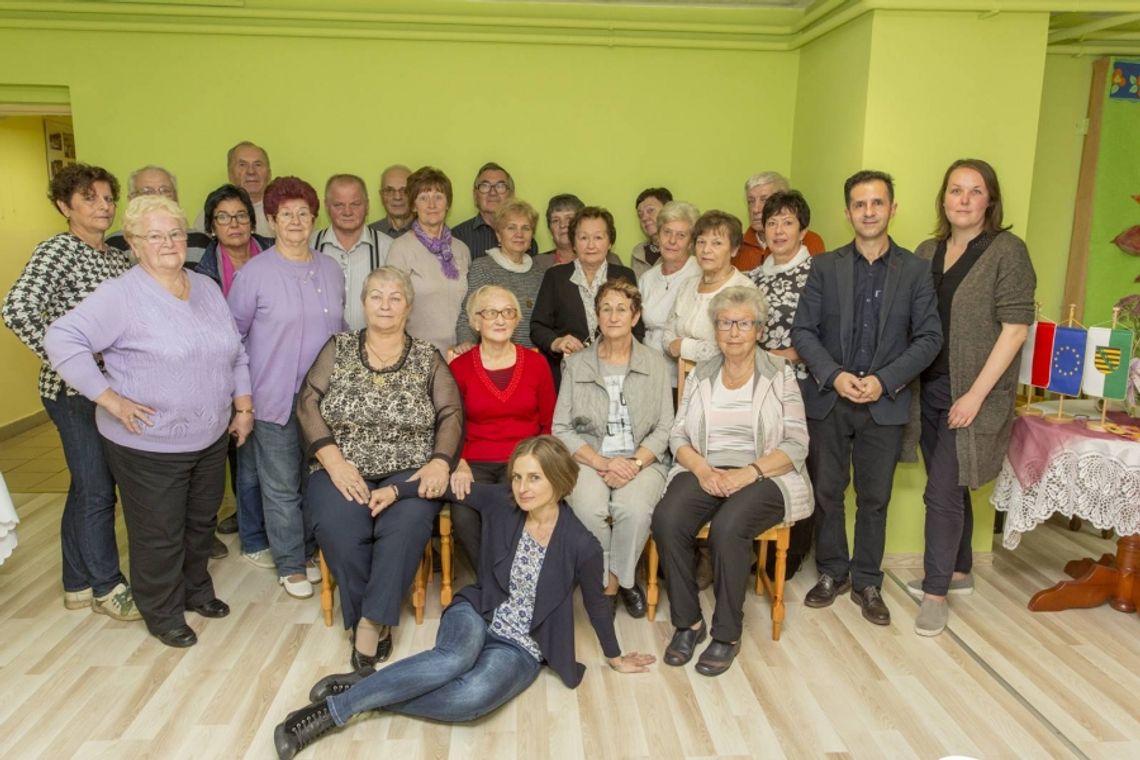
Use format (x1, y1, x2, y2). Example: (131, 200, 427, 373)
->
(42, 392, 125, 597)
(327, 600, 541, 725)
(235, 440, 268, 554)
(251, 409, 313, 576)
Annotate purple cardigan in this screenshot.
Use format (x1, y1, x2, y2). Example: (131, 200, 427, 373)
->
(44, 267, 251, 453)
(226, 247, 346, 425)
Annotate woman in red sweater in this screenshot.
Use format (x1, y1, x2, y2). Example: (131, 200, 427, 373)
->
(448, 285, 556, 569)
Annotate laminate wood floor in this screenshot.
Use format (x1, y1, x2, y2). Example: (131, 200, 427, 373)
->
(2, 425, 1137, 760)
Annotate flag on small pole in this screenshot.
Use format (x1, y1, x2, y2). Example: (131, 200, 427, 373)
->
(1045, 306, 1083, 423)
(1085, 307, 1132, 431)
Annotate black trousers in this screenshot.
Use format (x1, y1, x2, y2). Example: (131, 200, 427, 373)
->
(449, 461, 508, 571)
(651, 472, 784, 642)
(919, 374, 973, 595)
(307, 468, 440, 630)
(808, 399, 903, 591)
(103, 433, 229, 635)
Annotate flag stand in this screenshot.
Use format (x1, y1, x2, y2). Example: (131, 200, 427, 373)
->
(1045, 304, 1079, 424)
(1086, 306, 1122, 432)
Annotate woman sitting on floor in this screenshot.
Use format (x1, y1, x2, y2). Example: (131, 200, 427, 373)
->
(273, 436, 654, 760)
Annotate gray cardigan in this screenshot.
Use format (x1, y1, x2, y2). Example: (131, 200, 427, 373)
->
(912, 230, 1036, 488)
(552, 339, 674, 471)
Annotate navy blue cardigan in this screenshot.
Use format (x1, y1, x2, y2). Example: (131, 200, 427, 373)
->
(392, 481, 620, 687)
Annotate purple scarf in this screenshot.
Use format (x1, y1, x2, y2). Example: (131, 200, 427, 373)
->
(412, 220, 459, 280)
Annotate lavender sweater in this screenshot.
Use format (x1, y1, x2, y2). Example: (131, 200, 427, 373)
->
(44, 267, 252, 453)
(227, 248, 346, 425)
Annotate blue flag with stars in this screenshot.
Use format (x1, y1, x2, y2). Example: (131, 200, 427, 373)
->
(1046, 326, 1087, 397)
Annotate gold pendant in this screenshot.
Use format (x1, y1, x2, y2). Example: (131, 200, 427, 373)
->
(372, 374, 386, 388)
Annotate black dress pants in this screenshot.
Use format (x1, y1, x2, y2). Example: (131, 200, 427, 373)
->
(919, 374, 973, 596)
(449, 461, 508, 572)
(651, 472, 784, 642)
(808, 399, 903, 591)
(103, 433, 229, 635)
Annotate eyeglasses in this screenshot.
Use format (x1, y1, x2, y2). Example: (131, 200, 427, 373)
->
(131, 186, 175, 199)
(477, 307, 519, 321)
(142, 230, 188, 246)
(715, 318, 757, 332)
(214, 211, 251, 226)
(475, 181, 510, 195)
(276, 210, 313, 222)
(381, 186, 407, 196)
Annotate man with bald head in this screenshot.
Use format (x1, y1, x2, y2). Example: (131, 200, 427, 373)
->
(106, 164, 210, 266)
(368, 164, 414, 238)
(192, 141, 273, 236)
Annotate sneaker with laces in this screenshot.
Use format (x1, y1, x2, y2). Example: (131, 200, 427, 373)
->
(915, 597, 949, 636)
(279, 575, 313, 599)
(64, 588, 93, 610)
(243, 548, 277, 570)
(92, 583, 143, 621)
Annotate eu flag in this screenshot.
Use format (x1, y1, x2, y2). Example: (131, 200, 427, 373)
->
(1046, 326, 1087, 397)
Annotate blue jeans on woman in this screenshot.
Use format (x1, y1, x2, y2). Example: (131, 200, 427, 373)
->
(251, 408, 314, 577)
(235, 440, 268, 554)
(42, 391, 125, 597)
(327, 600, 541, 725)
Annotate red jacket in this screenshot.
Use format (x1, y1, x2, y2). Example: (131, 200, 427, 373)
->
(734, 227, 826, 272)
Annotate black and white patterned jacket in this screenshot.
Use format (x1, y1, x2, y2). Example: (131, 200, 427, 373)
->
(2, 232, 131, 399)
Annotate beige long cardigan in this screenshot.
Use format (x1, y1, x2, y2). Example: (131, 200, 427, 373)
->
(912, 231, 1036, 488)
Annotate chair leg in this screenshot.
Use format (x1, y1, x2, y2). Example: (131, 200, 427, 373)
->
(319, 550, 334, 627)
(756, 537, 770, 596)
(646, 537, 659, 622)
(413, 543, 430, 625)
(771, 527, 790, 641)
(440, 512, 453, 607)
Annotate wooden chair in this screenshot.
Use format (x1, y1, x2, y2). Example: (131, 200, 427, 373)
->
(319, 544, 433, 627)
(439, 505, 454, 606)
(652, 358, 794, 641)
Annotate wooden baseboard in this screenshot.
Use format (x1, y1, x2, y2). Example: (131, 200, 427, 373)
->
(884, 552, 994, 569)
(0, 409, 49, 440)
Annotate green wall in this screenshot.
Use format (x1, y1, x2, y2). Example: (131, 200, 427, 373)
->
(1085, 58, 1140, 326)
(1026, 55, 1093, 322)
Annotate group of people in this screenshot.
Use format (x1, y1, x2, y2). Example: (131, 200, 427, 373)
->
(2, 140, 1036, 757)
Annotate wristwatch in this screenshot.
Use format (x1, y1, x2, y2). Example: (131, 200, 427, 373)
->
(634, 458, 644, 470)
(749, 462, 765, 480)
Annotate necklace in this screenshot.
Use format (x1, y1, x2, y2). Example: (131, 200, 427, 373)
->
(365, 336, 405, 386)
(526, 516, 557, 545)
(170, 271, 189, 300)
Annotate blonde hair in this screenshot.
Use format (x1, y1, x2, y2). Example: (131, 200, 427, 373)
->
(466, 285, 520, 332)
(361, 265, 415, 306)
(122, 195, 187, 240)
(492, 198, 539, 232)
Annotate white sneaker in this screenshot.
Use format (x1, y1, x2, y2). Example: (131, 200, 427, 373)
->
(305, 559, 323, 584)
(279, 575, 313, 599)
(243, 549, 276, 570)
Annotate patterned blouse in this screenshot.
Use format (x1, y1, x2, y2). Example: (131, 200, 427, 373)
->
(296, 331, 463, 478)
(2, 232, 131, 399)
(489, 529, 548, 661)
(749, 246, 812, 380)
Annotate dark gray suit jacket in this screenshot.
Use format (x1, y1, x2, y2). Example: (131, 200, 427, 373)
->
(791, 238, 942, 426)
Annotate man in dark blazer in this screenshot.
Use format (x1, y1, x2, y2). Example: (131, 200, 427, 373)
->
(791, 170, 941, 626)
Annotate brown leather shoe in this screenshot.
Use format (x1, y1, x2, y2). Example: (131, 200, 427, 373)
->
(851, 586, 891, 626)
(803, 573, 851, 608)
(695, 639, 741, 677)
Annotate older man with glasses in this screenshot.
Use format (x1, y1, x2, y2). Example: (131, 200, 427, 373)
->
(452, 162, 538, 260)
(368, 164, 415, 239)
(106, 165, 210, 266)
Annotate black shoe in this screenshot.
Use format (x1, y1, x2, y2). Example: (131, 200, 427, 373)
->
(309, 670, 367, 702)
(189, 598, 230, 618)
(210, 536, 229, 560)
(663, 620, 707, 667)
(851, 586, 891, 626)
(217, 514, 238, 535)
(350, 633, 392, 672)
(618, 584, 647, 618)
(804, 573, 852, 608)
(695, 638, 741, 677)
(273, 700, 337, 760)
(155, 625, 197, 648)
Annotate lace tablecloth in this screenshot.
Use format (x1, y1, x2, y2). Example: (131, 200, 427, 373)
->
(0, 473, 17, 566)
(992, 414, 1140, 549)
